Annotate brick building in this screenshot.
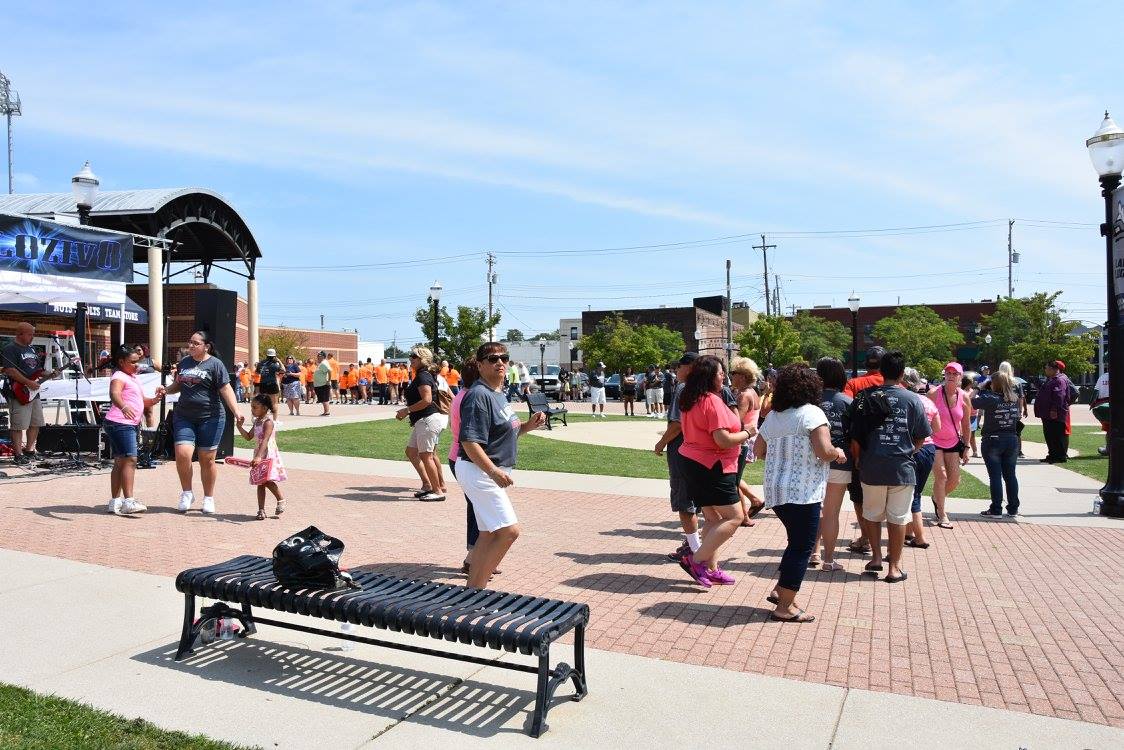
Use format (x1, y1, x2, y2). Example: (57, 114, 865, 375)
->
(800, 301, 998, 369)
(582, 296, 744, 359)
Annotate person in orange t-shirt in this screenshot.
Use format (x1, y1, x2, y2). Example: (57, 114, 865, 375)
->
(327, 354, 341, 404)
(446, 366, 461, 393)
(387, 363, 401, 405)
(238, 364, 252, 402)
(303, 361, 316, 403)
(340, 366, 354, 404)
(840, 345, 887, 554)
(374, 359, 390, 405)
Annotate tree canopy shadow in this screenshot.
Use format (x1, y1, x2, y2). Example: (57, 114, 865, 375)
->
(559, 571, 698, 595)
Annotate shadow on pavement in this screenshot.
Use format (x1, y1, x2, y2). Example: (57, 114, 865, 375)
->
(555, 550, 669, 566)
(638, 601, 772, 625)
(132, 639, 549, 738)
(598, 527, 680, 540)
(560, 571, 698, 594)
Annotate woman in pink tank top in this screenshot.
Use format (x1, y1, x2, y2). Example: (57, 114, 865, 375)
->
(927, 362, 971, 529)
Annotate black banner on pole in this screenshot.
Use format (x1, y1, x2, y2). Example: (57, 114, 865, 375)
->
(0, 213, 133, 284)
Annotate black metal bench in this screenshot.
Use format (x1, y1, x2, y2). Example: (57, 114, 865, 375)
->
(174, 555, 589, 737)
(526, 392, 568, 430)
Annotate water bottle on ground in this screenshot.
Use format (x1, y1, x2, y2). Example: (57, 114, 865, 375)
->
(340, 621, 355, 651)
(1093, 497, 1103, 515)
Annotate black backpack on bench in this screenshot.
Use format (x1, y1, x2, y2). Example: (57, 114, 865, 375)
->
(272, 526, 359, 590)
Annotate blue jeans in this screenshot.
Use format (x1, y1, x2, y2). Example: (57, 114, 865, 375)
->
(981, 432, 1020, 514)
(772, 502, 821, 592)
(911, 444, 937, 513)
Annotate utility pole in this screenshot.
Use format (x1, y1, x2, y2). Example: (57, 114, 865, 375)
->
(774, 273, 781, 317)
(725, 259, 733, 370)
(753, 234, 776, 316)
(486, 252, 497, 341)
(1007, 219, 1016, 298)
(0, 70, 22, 195)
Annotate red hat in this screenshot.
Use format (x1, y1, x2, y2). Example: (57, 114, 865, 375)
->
(1054, 360, 1066, 370)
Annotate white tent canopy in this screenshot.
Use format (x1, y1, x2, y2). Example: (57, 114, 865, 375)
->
(0, 269, 127, 306)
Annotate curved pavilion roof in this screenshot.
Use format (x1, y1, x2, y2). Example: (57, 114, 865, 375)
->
(0, 188, 260, 271)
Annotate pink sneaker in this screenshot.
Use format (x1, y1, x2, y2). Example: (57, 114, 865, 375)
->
(705, 567, 736, 585)
(677, 554, 712, 588)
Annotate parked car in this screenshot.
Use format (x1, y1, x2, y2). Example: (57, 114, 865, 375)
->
(604, 374, 621, 399)
(528, 365, 562, 398)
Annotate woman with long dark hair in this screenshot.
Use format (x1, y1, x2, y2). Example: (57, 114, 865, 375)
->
(812, 357, 853, 570)
(103, 345, 165, 515)
(163, 330, 240, 514)
(756, 364, 845, 622)
(282, 355, 303, 416)
(675, 355, 751, 587)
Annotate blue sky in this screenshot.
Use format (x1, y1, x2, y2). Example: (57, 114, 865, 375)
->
(2, 1, 1117, 344)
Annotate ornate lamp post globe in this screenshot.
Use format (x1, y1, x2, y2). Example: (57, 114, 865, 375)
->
(1087, 111, 1124, 518)
(71, 161, 99, 225)
(847, 293, 861, 378)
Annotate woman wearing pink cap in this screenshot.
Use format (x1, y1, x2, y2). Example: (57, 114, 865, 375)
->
(927, 362, 971, 529)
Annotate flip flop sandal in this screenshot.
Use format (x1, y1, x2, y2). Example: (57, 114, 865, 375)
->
(905, 539, 930, 549)
(863, 562, 884, 575)
(747, 502, 766, 519)
(821, 560, 844, 571)
(770, 608, 815, 623)
(255, 510, 266, 520)
(808, 556, 822, 568)
(885, 571, 909, 583)
(937, 519, 954, 529)
(767, 594, 780, 605)
(847, 541, 871, 555)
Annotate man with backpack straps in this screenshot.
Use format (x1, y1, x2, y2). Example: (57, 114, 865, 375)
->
(1035, 360, 1077, 463)
(849, 350, 931, 584)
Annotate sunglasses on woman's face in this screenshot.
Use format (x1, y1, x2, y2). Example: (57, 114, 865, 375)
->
(484, 354, 510, 364)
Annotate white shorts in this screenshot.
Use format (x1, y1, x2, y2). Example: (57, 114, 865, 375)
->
(455, 458, 517, 532)
(589, 387, 606, 405)
(828, 468, 852, 485)
(646, 388, 664, 405)
(860, 484, 913, 525)
(407, 413, 447, 452)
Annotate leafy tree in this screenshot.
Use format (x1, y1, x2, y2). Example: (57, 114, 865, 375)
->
(734, 315, 801, 367)
(529, 330, 561, 341)
(414, 304, 501, 366)
(872, 305, 964, 379)
(384, 344, 408, 359)
(504, 328, 525, 342)
(577, 313, 684, 374)
(792, 312, 850, 363)
(980, 292, 1097, 376)
(259, 329, 309, 362)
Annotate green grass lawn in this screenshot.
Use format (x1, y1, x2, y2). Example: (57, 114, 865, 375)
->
(0, 683, 250, 749)
(1052, 426, 1108, 483)
(269, 418, 991, 497)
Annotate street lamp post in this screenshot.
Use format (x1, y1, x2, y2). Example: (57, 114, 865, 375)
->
(539, 342, 546, 393)
(847, 293, 861, 378)
(429, 280, 442, 359)
(71, 161, 99, 225)
(1087, 111, 1124, 518)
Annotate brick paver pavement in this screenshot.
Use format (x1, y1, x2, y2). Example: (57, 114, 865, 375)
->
(2, 460, 1122, 728)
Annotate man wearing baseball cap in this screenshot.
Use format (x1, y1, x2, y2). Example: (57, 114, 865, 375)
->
(655, 352, 702, 562)
(1035, 360, 1076, 463)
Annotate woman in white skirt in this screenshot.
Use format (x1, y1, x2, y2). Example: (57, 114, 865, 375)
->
(455, 342, 546, 588)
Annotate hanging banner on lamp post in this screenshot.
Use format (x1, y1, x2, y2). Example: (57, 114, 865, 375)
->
(0, 213, 133, 284)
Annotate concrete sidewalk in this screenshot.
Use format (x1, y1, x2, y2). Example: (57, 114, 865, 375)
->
(3, 548, 1121, 750)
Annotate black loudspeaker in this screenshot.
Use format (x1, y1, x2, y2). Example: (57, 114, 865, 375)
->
(38, 424, 102, 454)
(194, 289, 238, 459)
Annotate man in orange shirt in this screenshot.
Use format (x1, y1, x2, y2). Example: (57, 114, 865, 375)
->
(446, 364, 461, 394)
(387, 362, 401, 405)
(303, 360, 316, 403)
(374, 358, 390, 405)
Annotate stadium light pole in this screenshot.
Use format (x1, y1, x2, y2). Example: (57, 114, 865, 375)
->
(1087, 111, 1124, 518)
(539, 342, 546, 393)
(429, 280, 442, 359)
(847, 293, 861, 377)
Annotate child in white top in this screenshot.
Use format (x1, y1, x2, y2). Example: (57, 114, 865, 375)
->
(235, 394, 287, 520)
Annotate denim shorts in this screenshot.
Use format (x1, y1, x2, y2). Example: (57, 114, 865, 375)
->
(172, 411, 227, 452)
(104, 420, 140, 458)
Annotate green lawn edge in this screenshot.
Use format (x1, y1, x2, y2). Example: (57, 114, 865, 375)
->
(0, 682, 254, 749)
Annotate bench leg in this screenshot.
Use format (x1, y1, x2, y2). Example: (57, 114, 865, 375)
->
(530, 651, 551, 738)
(240, 602, 257, 636)
(573, 621, 588, 699)
(174, 593, 195, 661)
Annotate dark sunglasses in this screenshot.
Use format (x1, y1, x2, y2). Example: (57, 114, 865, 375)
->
(484, 354, 510, 364)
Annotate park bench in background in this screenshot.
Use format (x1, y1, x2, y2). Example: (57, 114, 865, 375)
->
(526, 392, 568, 430)
(174, 555, 589, 737)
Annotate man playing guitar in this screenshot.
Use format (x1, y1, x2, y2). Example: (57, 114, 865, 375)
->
(2, 322, 54, 466)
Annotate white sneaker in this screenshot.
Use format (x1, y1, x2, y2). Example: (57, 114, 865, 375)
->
(201, 496, 216, 514)
(118, 498, 148, 515)
(178, 491, 195, 512)
(107, 498, 121, 514)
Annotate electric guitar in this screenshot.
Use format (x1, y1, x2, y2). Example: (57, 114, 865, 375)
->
(7, 369, 60, 405)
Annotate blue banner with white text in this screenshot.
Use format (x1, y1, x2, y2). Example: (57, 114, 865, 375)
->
(0, 213, 133, 284)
